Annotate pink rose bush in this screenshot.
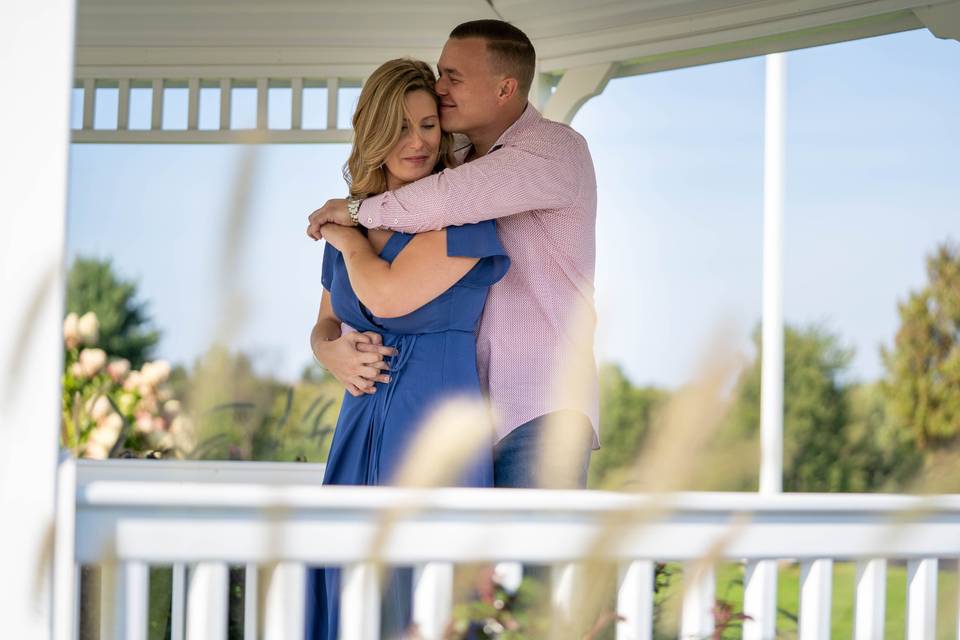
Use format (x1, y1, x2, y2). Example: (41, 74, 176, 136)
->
(61, 311, 191, 459)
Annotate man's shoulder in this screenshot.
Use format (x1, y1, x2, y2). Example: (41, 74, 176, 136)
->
(514, 111, 588, 154)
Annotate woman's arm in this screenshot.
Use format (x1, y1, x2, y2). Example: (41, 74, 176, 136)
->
(310, 290, 393, 396)
(321, 224, 478, 319)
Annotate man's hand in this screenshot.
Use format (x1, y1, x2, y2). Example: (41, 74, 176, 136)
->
(307, 198, 353, 240)
(311, 330, 396, 397)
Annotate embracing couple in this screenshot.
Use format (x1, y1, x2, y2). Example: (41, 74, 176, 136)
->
(304, 19, 598, 638)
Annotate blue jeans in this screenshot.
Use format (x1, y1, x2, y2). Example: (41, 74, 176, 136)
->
(493, 411, 594, 489)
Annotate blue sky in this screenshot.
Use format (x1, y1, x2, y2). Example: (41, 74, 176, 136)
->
(66, 29, 960, 388)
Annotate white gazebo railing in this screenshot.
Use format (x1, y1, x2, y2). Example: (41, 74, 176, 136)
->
(61, 458, 960, 640)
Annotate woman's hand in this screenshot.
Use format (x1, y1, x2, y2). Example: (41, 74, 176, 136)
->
(311, 329, 395, 397)
(320, 222, 366, 252)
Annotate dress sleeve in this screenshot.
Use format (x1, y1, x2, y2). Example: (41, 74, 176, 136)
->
(445, 220, 511, 287)
(320, 241, 339, 291)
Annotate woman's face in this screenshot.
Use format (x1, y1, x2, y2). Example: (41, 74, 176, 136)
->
(383, 89, 442, 188)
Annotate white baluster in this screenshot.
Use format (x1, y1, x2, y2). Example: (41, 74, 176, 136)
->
(742, 559, 778, 640)
(243, 564, 258, 640)
(326, 78, 339, 130)
(906, 558, 938, 640)
(291, 78, 304, 130)
(854, 559, 886, 640)
(124, 561, 149, 640)
(413, 562, 453, 639)
(187, 78, 200, 130)
(185, 562, 228, 640)
(551, 562, 579, 630)
(98, 561, 148, 640)
(264, 562, 306, 640)
(150, 79, 163, 130)
(171, 563, 186, 640)
(82, 79, 95, 130)
(616, 560, 653, 640)
(680, 562, 715, 639)
(220, 78, 232, 130)
(799, 559, 832, 640)
(117, 79, 130, 131)
(256, 78, 268, 130)
(340, 562, 379, 640)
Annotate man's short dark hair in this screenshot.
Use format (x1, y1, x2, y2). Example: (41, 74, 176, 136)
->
(450, 19, 536, 96)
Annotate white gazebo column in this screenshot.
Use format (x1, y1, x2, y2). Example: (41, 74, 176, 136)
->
(0, 2, 76, 640)
(744, 51, 787, 640)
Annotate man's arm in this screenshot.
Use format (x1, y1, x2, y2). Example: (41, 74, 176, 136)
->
(360, 135, 585, 233)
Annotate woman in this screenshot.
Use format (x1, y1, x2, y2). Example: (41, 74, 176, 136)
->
(304, 59, 510, 639)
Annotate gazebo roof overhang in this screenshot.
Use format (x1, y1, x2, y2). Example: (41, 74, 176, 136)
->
(72, 0, 960, 143)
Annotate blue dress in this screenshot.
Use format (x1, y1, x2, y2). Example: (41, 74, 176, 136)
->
(305, 221, 510, 639)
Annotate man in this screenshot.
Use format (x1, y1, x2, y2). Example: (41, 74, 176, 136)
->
(307, 19, 598, 489)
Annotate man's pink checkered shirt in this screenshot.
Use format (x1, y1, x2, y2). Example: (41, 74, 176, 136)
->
(359, 105, 599, 446)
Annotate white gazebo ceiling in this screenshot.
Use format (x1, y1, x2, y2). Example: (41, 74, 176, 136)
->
(76, 0, 960, 77)
(71, 0, 960, 143)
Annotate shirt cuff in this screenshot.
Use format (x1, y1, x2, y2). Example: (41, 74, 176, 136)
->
(357, 194, 386, 229)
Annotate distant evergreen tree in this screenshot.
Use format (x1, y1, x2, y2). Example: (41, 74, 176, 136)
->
(882, 243, 960, 449)
(66, 257, 160, 368)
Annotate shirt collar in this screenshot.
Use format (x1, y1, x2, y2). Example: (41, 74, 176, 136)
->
(453, 102, 541, 162)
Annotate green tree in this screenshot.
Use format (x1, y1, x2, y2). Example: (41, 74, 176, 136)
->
(723, 325, 853, 492)
(588, 363, 667, 489)
(882, 243, 960, 449)
(66, 257, 160, 367)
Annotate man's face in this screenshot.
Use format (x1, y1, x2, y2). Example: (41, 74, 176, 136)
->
(435, 37, 503, 135)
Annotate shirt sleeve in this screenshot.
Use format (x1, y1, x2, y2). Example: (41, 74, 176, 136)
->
(320, 241, 338, 291)
(445, 221, 511, 288)
(357, 132, 586, 234)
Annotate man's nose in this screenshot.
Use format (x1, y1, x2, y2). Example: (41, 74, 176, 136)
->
(435, 76, 449, 96)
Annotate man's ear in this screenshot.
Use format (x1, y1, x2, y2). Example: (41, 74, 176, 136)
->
(496, 77, 520, 104)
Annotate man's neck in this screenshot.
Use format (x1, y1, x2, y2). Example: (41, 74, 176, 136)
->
(466, 102, 527, 159)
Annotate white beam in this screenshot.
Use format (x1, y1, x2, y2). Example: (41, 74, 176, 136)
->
(542, 62, 615, 125)
(413, 562, 454, 640)
(760, 53, 786, 496)
(915, 3, 960, 40)
(0, 1, 74, 640)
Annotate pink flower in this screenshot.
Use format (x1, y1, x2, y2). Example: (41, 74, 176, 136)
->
(141, 360, 171, 387)
(163, 399, 181, 417)
(107, 359, 131, 384)
(134, 411, 154, 434)
(123, 370, 143, 392)
(63, 313, 79, 350)
(76, 348, 107, 379)
(87, 395, 112, 423)
(83, 442, 109, 460)
(77, 312, 99, 346)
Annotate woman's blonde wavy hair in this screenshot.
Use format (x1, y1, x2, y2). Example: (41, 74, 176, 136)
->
(343, 59, 456, 199)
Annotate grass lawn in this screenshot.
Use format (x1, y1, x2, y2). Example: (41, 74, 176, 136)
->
(654, 560, 959, 639)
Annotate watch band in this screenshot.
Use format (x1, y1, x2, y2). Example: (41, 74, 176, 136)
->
(346, 197, 362, 226)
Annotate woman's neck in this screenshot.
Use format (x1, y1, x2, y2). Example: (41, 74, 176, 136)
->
(386, 175, 408, 192)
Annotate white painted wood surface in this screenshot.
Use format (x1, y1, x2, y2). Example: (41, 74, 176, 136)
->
(0, 1, 75, 638)
(171, 563, 187, 640)
(742, 559, 778, 640)
(263, 562, 306, 640)
(906, 558, 938, 640)
(799, 559, 833, 640)
(412, 562, 453, 639)
(340, 562, 379, 640)
(680, 563, 715, 639)
(854, 558, 886, 640)
(616, 560, 653, 640)
(185, 562, 228, 640)
(760, 52, 786, 496)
